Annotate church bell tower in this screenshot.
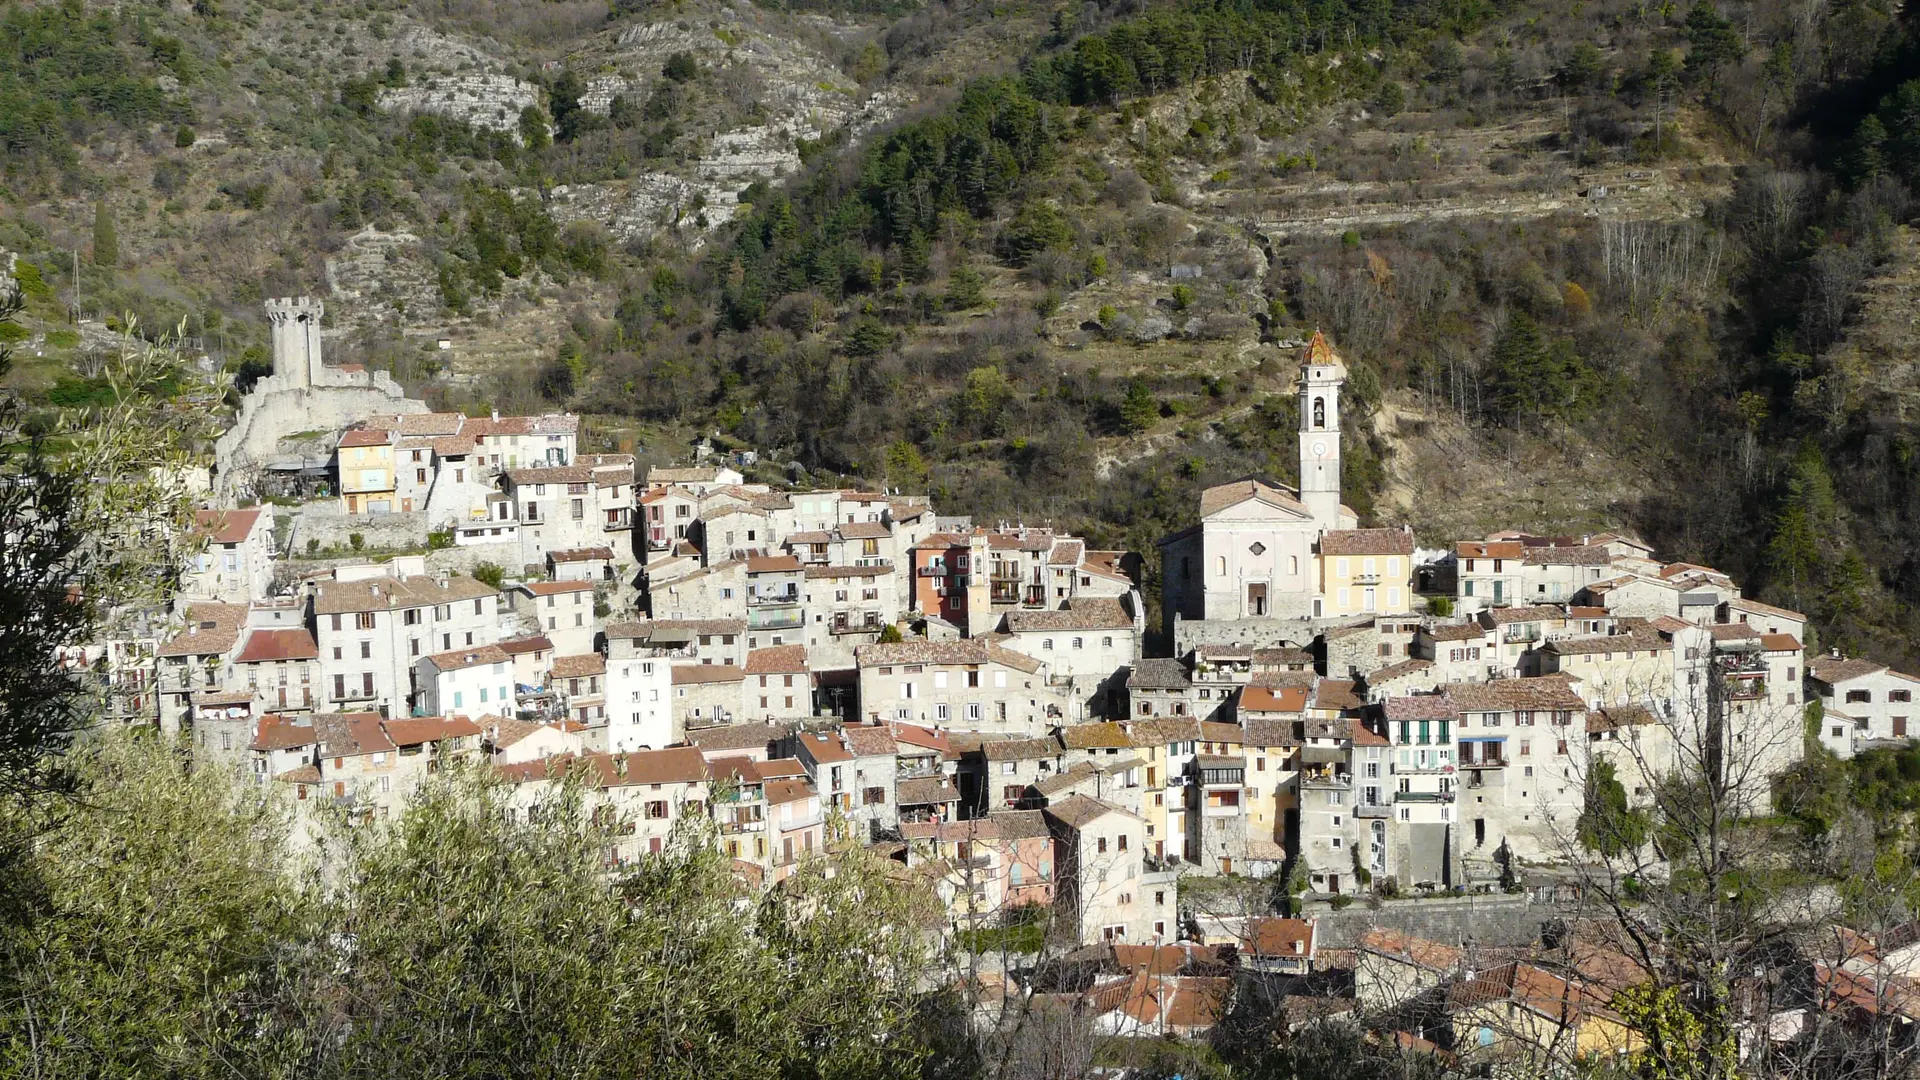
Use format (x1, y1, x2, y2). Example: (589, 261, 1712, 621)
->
(1297, 330, 1346, 533)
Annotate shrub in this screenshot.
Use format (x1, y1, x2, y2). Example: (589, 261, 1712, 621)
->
(1169, 284, 1195, 311)
(472, 561, 506, 590)
(349, 533, 364, 551)
(662, 51, 698, 82)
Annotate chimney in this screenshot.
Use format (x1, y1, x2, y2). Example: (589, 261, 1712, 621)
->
(491, 409, 500, 422)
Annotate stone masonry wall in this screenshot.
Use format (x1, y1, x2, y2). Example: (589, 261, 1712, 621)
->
(1303, 892, 1571, 950)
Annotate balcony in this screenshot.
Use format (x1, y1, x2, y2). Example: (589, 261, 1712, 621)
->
(748, 590, 801, 607)
(1354, 803, 1393, 818)
(917, 565, 950, 577)
(829, 619, 883, 637)
(1396, 790, 1456, 804)
(1352, 573, 1382, 586)
(1300, 768, 1352, 788)
(897, 761, 944, 780)
(748, 608, 805, 631)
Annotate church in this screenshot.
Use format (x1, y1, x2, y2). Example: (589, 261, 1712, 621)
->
(1158, 332, 1415, 648)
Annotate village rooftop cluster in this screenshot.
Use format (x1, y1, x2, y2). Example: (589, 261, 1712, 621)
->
(66, 305, 1920, 1067)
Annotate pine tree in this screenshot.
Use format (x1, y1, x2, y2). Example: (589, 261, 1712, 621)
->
(1119, 378, 1160, 434)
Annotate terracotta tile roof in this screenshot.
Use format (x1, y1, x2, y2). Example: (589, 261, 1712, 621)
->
(388, 412, 466, 436)
(314, 712, 394, 757)
(1003, 598, 1133, 633)
(1382, 694, 1459, 721)
(337, 428, 390, 448)
(1457, 540, 1524, 559)
(836, 521, 891, 540)
(898, 777, 961, 805)
(251, 714, 318, 752)
(505, 464, 598, 485)
(1253, 646, 1315, 667)
(910, 532, 968, 551)
(764, 777, 816, 807)
(672, 664, 744, 685)
(745, 645, 808, 675)
(1810, 657, 1888, 684)
(1043, 793, 1132, 831)
(987, 808, 1051, 839)
(784, 530, 835, 545)
(1128, 658, 1191, 690)
(686, 723, 785, 753)
(520, 580, 596, 597)
(159, 603, 248, 657)
(497, 634, 554, 656)
(1480, 605, 1567, 626)
(1708, 622, 1760, 641)
(1368, 658, 1434, 682)
(1446, 961, 1609, 1027)
(1058, 723, 1134, 750)
(1320, 527, 1415, 556)
(1545, 630, 1670, 655)
(646, 466, 731, 485)
(857, 638, 1043, 675)
(1244, 718, 1301, 746)
(1446, 677, 1587, 712)
(1350, 720, 1390, 747)
(1048, 539, 1085, 566)
(551, 653, 606, 679)
(1759, 633, 1803, 653)
(1360, 928, 1462, 972)
(1728, 597, 1807, 621)
(803, 564, 891, 579)
(276, 764, 322, 784)
(1199, 477, 1306, 518)
(1312, 679, 1362, 712)
(1197, 720, 1244, 743)
(1247, 917, 1316, 958)
(796, 730, 852, 764)
(383, 715, 482, 746)
(982, 737, 1056, 761)
(649, 618, 746, 637)
(593, 746, 708, 786)
(548, 546, 614, 563)
(1521, 544, 1611, 566)
(892, 723, 953, 757)
(1195, 644, 1253, 661)
(422, 644, 511, 672)
(234, 627, 318, 664)
(843, 724, 899, 756)
(986, 529, 1054, 552)
(1424, 623, 1486, 642)
(313, 574, 496, 616)
(1240, 686, 1309, 713)
(746, 554, 802, 573)
(193, 507, 265, 545)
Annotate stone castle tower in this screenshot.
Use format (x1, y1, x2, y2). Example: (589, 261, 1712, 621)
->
(264, 296, 324, 389)
(1297, 329, 1347, 533)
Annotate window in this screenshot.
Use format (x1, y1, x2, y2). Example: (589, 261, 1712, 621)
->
(864, 787, 886, 805)
(1848, 689, 1872, 704)
(356, 612, 376, 630)
(1894, 690, 1913, 704)
(1097, 837, 1108, 854)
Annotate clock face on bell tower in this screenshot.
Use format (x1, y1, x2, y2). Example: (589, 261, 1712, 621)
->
(1310, 440, 1327, 459)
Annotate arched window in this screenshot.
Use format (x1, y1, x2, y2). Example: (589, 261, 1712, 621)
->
(1312, 396, 1326, 428)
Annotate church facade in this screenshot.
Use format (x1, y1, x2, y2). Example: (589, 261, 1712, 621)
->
(1159, 333, 1414, 649)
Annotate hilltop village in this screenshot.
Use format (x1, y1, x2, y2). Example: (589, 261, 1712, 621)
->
(74, 299, 1920, 1066)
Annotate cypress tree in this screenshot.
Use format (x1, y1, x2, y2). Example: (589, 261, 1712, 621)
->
(91, 200, 118, 268)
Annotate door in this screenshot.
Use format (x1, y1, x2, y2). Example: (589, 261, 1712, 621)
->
(1328, 875, 1340, 894)
(1493, 580, 1504, 604)
(1474, 818, 1487, 847)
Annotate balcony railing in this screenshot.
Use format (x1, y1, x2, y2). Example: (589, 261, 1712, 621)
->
(748, 591, 801, 607)
(1352, 573, 1382, 585)
(1354, 803, 1393, 818)
(748, 608, 805, 630)
(1300, 769, 1352, 788)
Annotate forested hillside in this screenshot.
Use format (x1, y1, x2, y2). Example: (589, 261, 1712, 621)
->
(3, 0, 1920, 661)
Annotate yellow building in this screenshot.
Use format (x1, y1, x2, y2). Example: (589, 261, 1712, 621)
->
(1448, 961, 1642, 1078)
(1315, 527, 1416, 617)
(337, 428, 396, 514)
